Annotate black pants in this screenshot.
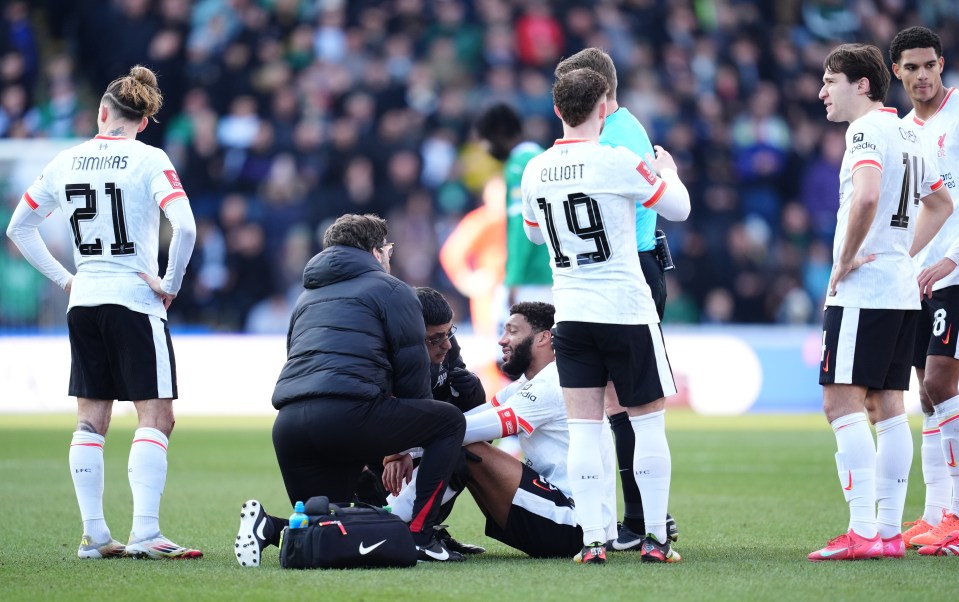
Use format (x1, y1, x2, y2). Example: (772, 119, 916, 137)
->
(272, 397, 465, 541)
(639, 251, 666, 320)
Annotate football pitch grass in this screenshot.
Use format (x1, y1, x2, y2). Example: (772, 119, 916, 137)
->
(1, 411, 953, 601)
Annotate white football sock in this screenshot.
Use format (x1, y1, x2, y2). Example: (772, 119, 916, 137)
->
(921, 414, 950, 524)
(875, 414, 912, 539)
(566, 419, 607, 545)
(70, 431, 111, 542)
(935, 395, 959, 515)
(129, 428, 169, 539)
(630, 410, 671, 544)
(831, 412, 877, 538)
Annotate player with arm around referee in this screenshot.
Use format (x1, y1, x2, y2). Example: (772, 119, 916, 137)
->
(521, 68, 691, 564)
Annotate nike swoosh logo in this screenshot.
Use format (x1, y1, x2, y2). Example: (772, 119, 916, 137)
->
(843, 470, 853, 491)
(532, 479, 551, 492)
(948, 441, 957, 468)
(943, 324, 952, 345)
(359, 539, 387, 555)
(421, 546, 449, 560)
(819, 547, 848, 558)
(255, 516, 267, 541)
(823, 351, 830, 373)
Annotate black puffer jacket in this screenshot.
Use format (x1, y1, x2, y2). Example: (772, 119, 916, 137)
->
(430, 335, 486, 413)
(272, 245, 431, 409)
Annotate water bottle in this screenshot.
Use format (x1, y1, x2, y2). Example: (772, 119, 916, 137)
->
(288, 501, 308, 529)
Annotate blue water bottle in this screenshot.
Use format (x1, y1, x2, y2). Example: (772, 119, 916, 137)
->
(289, 501, 308, 529)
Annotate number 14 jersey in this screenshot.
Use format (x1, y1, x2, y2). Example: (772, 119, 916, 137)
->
(23, 135, 188, 318)
(521, 139, 667, 325)
(829, 108, 943, 309)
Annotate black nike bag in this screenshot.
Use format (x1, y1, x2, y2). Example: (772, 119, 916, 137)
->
(279, 497, 418, 569)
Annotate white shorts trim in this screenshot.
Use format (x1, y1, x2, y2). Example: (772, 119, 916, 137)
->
(836, 307, 860, 384)
(150, 315, 174, 399)
(512, 487, 577, 527)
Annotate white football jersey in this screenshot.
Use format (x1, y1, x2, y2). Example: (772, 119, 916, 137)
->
(490, 362, 616, 516)
(521, 140, 667, 325)
(907, 87, 959, 291)
(23, 135, 189, 318)
(827, 108, 944, 309)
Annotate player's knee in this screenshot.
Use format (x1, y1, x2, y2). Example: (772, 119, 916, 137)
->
(436, 401, 466, 434)
(923, 378, 958, 405)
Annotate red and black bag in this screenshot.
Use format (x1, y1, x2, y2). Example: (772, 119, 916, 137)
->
(279, 497, 417, 569)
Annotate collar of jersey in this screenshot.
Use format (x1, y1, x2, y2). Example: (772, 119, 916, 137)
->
(912, 87, 956, 126)
(94, 135, 131, 140)
(553, 138, 593, 146)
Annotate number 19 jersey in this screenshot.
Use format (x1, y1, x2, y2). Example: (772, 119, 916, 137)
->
(829, 108, 944, 309)
(23, 135, 188, 318)
(520, 139, 667, 325)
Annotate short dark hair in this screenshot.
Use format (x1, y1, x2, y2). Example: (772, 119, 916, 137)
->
(552, 68, 609, 128)
(890, 26, 943, 64)
(823, 44, 890, 103)
(475, 102, 522, 143)
(510, 302, 554, 333)
(321, 213, 388, 251)
(555, 48, 618, 100)
(416, 287, 454, 326)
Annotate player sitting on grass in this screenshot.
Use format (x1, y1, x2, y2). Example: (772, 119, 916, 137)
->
(234, 302, 617, 564)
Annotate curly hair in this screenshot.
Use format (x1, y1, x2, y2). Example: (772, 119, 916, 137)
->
(510, 302, 555, 333)
(889, 26, 943, 64)
(552, 68, 609, 128)
(474, 102, 523, 161)
(102, 65, 163, 123)
(321, 213, 388, 251)
(823, 44, 890, 103)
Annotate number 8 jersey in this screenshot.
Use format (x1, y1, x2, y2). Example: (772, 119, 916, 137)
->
(520, 139, 689, 325)
(22, 134, 193, 318)
(829, 108, 944, 309)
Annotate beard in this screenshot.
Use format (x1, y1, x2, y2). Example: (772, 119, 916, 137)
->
(501, 335, 534, 378)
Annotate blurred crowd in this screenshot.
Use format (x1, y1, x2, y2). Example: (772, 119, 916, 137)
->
(2, 0, 959, 332)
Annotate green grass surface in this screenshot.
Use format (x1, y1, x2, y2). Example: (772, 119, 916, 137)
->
(0, 411, 954, 601)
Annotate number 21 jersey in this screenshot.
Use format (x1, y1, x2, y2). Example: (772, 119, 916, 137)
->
(23, 135, 188, 317)
(829, 108, 943, 309)
(521, 139, 667, 325)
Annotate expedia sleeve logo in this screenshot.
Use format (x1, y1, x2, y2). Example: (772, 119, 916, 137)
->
(849, 131, 876, 152)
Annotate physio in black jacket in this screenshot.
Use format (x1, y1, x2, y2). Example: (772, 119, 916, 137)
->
(271, 214, 466, 562)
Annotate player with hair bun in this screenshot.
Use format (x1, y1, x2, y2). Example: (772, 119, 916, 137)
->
(6, 64, 200, 559)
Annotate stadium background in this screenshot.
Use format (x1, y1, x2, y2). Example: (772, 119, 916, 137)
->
(1, 1, 957, 415)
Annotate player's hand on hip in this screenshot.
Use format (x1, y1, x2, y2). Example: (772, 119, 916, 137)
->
(828, 254, 875, 297)
(918, 258, 957, 300)
(138, 272, 176, 310)
(64, 277, 73, 294)
(648, 145, 678, 173)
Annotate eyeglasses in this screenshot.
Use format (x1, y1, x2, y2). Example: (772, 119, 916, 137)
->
(426, 325, 456, 347)
(378, 242, 395, 259)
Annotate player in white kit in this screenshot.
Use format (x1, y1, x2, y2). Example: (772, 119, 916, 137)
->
(809, 44, 953, 561)
(521, 68, 691, 564)
(890, 26, 959, 554)
(5, 65, 199, 559)
(379, 302, 618, 558)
